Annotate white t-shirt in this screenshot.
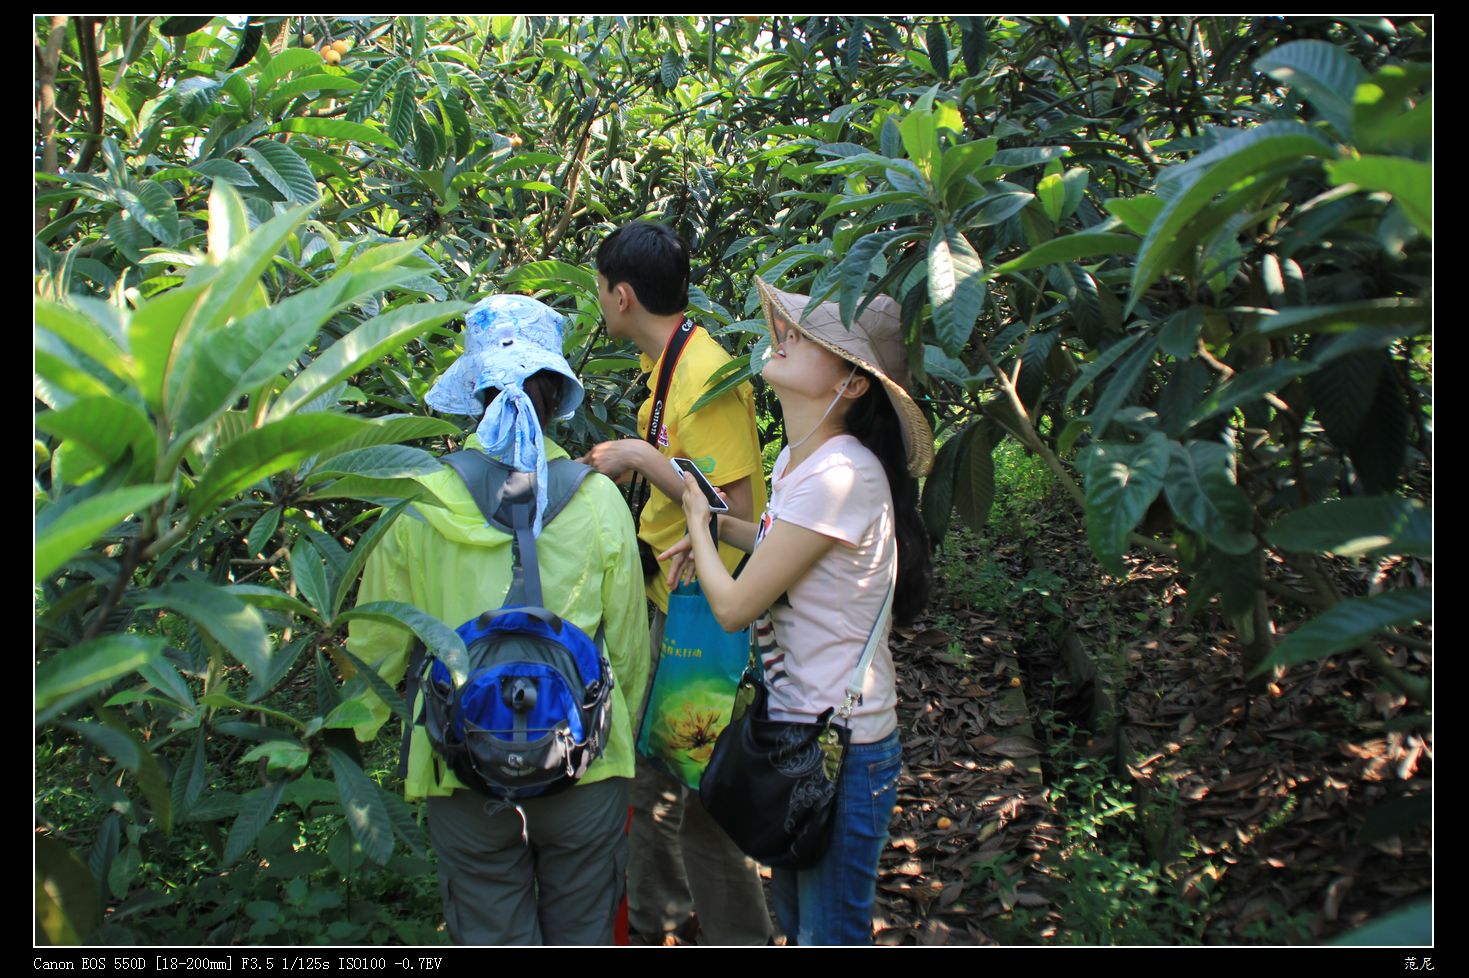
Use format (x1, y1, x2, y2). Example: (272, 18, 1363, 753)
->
(756, 434, 897, 744)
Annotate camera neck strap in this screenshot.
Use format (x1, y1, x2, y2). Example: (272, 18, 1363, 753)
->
(630, 315, 696, 520)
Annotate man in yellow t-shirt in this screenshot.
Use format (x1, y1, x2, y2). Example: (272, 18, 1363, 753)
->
(581, 221, 771, 945)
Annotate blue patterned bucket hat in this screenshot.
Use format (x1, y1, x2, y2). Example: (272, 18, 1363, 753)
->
(425, 294, 586, 535)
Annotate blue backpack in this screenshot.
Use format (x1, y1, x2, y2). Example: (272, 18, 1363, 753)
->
(401, 451, 614, 800)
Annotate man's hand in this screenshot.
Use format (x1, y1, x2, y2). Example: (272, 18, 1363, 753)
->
(579, 438, 652, 484)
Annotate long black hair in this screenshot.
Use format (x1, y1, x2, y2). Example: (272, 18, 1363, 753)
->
(842, 373, 932, 626)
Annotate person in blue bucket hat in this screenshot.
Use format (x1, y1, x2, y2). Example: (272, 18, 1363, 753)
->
(346, 294, 648, 945)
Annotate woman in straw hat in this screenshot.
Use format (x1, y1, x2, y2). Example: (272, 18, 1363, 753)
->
(660, 278, 934, 945)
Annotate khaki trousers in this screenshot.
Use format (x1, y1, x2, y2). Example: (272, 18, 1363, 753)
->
(627, 608, 772, 945)
(427, 777, 629, 945)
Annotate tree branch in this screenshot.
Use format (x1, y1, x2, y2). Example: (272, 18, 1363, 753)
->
(36, 16, 69, 236)
(539, 106, 598, 261)
(972, 331, 1087, 511)
(57, 17, 106, 224)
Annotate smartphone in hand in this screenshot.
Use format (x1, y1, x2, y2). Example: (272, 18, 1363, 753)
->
(671, 457, 729, 512)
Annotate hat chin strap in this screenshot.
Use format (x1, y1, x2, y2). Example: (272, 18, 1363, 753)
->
(476, 383, 550, 537)
(786, 363, 858, 455)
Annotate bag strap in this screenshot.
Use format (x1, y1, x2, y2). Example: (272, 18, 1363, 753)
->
(835, 575, 896, 723)
(628, 316, 696, 520)
(398, 640, 427, 779)
(440, 449, 593, 609)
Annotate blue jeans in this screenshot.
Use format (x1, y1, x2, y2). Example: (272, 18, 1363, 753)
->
(770, 730, 902, 946)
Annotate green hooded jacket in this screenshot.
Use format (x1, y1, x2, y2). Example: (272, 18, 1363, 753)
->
(347, 437, 649, 799)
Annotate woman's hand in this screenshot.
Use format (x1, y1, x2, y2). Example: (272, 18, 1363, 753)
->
(657, 536, 697, 589)
(679, 471, 713, 529)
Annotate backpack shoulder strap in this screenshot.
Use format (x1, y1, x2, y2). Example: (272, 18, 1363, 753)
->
(441, 451, 593, 610)
(542, 458, 594, 525)
(440, 449, 515, 534)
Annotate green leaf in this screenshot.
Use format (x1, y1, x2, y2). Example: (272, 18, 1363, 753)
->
(35, 484, 169, 583)
(1103, 195, 1164, 235)
(991, 145, 1070, 171)
(120, 659, 186, 717)
(502, 260, 598, 298)
(927, 224, 985, 356)
(305, 476, 445, 507)
(1250, 298, 1428, 339)
(126, 284, 209, 415)
(134, 581, 273, 680)
(331, 499, 412, 618)
(191, 413, 376, 514)
(307, 445, 441, 484)
(1131, 123, 1332, 314)
(1255, 40, 1367, 139)
(36, 634, 166, 717)
(191, 194, 318, 337)
(1268, 496, 1430, 559)
(191, 158, 259, 187)
(224, 585, 320, 623)
(1059, 168, 1089, 223)
(269, 73, 361, 106)
(290, 540, 331, 617)
(1036, 170, 1064, 224)
(338, 647, 409, 722)
(338, 602, 467, 683)
(89, 709, 176, 835)
(269, 301, 471, 420)
(660, 50, 683, 88)
(925, 23, 950, 80)
(206, 180, 251, 261)
(246, 637, 310, 702)
(1081, 432, 1172, 574)
(158, 16, 215, 35)
(35, 397, 156, 481)
(387, 75, 417, 149)
(1307, 349, 1382, 450)
(899, 92, 940, 178)
(959, 189, 1034, 229)
(952, 424, 995, 533)
(325, 746, 395, 865)
(1084, 332, 1158, 440)
(255, 48, 324, 96)
(920, 432, 961, 545)
(992, 232, 1140, 277)
(269, 117, 400, 151)
(1158, 307, 1204, 359)
(36, 836, 99, 944)
(835, 231, 905, 327)
(687, 354, 757, 416)
(224, 780, 288, 865)
(1255, 588, 1431, 675)
(1191, 361, 1318, 426)
(347, 56, 411, 122)
(239, 740, 310, 777)
(171, 730, 208, 816)
(376, 781, 429, 857)
(1325, 156, 1431, 238)
(245, 507, 282, 557)
(34, 299, 130, 384)
(1065, 331, 1152, 408)
(323, 698, 375, 729)
(1164, 441, 1255, 555)
(127, 181, 181, 245)
(241, 141, 320, 206)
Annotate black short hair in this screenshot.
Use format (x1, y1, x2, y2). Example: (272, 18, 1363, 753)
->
(596, 221, 690, 316)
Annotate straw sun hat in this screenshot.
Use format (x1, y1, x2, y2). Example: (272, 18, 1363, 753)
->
(756, 278, 935, 477)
